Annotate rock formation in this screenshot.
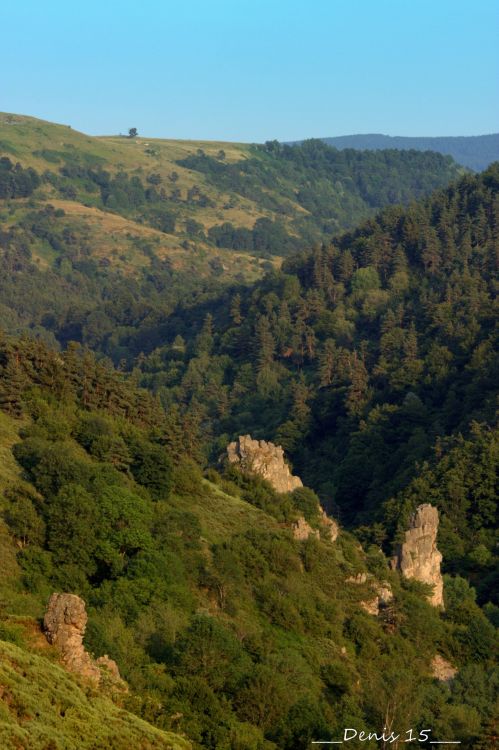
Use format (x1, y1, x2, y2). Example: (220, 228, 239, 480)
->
(226, 435, 303, 494)
(391, 504, 444, 608)
(346, 572, 368, 585)
(347, 574, 393, 616)
(44, 593, 123, 686)
(291, 510, 339, 542)
(431, 655, 458, 683)
(291, 516, 320, 541)
(227, 435, 339, 542)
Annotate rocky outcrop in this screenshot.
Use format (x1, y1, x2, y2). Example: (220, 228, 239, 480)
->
(44, 593, 124, 687)
(347, 574, 393, 616)
(227, 436, 339, 543)
(227, 435, 303, 494)
(292, 509, 339, 542)
(391, 504, 444, 608)
(431, 655, 458, 682)
(319, 508, 339, 542)
(227, 435, 339, 541)
(346, 572, 368, 585)
(291, 516, 320, 540)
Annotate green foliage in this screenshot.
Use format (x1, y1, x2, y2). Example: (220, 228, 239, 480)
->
(130, 439, 173, 500)
(0, 343, 496, 747)
(0, 126, 497, 747)
(290, 486, 321, 523)
(178, 139, 461, 253)
(0, 156, 40, 198)
(0, 640, 190, 749)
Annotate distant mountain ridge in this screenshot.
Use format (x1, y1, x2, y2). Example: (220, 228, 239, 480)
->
(287, 133, 499, 171)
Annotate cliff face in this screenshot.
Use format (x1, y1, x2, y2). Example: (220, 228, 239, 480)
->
(44, 593, 123, 685)
(392, 504, 444, 607)
(227, 435, 303, 494)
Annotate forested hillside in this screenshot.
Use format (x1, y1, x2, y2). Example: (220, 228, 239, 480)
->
(296, 133, 499, 172)
(0, 335, 496, 749)
(0, 113, 462, 276)
(0, 116, 497, 749)
(131, 165, 499, 602)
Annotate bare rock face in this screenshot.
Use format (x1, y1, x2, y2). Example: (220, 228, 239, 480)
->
(392, 504, 444, 608)
(346, 572, 368, 585)
(377, 582, 394, 606)
(292, 516, 320, 541)
(44, 593, 123, 686)
(96, 654, 123, 682)
(431, 655, 458, 682)
(227, 435, 303, 494)
(360, 597, 381, 616)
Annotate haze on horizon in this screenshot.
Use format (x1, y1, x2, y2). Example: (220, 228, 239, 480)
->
(1, 0, 498, 142)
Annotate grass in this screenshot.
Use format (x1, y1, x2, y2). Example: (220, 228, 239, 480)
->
(180, 479, 280, 544)
(0, 640, 191, 749)
(0, 112, 293, 282)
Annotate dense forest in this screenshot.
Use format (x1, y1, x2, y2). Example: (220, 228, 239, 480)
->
(0, 116, 497, 749)
(177, 139, 462, 252)
(0, 333, 496, 749)
(299, 133, 499, 172)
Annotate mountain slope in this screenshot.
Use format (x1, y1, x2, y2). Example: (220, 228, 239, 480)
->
(1, 112, 463, 270)
(288, 133, 499, 171)
(130, 164, 499, 598)
(0, 640, 190, 750)
(0, 335, 496, 749)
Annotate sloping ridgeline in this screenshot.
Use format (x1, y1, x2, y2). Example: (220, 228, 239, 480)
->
(309, 133, 499, 172)
(176, 138, 463, 253)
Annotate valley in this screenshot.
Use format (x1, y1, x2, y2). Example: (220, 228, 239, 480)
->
(0, 113, 497, 750)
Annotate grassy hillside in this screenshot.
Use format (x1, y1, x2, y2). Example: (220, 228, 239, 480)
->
(0, 640, 191, 750)
(0, 112, 463, 277)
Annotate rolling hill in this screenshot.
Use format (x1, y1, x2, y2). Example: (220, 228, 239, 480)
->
(0, 113, 497, 749)
(0, 112, 463, 277)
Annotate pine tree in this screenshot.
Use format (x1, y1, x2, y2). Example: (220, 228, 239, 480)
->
(0, 356, 25, 417)
(318, 339, 337, 387)
(254, 315, 275, 371)
(230, 293, 243, 326)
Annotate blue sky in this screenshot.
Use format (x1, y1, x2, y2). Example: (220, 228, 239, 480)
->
(1, 0, 498, 141)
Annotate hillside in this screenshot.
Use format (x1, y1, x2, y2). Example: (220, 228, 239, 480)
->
(0, 115, 497, 749)
(127, 165, 499, 600)
(288, 133, 499, 171)
(0, 334, 496, 749)
(0, 113, 462, 276)
(0, 641, 190, 750)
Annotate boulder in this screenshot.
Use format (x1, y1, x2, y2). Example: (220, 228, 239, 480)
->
(391, 504, 444, 608)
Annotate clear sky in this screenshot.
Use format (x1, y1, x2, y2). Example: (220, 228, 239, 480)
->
(1, 0, 498, 142)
